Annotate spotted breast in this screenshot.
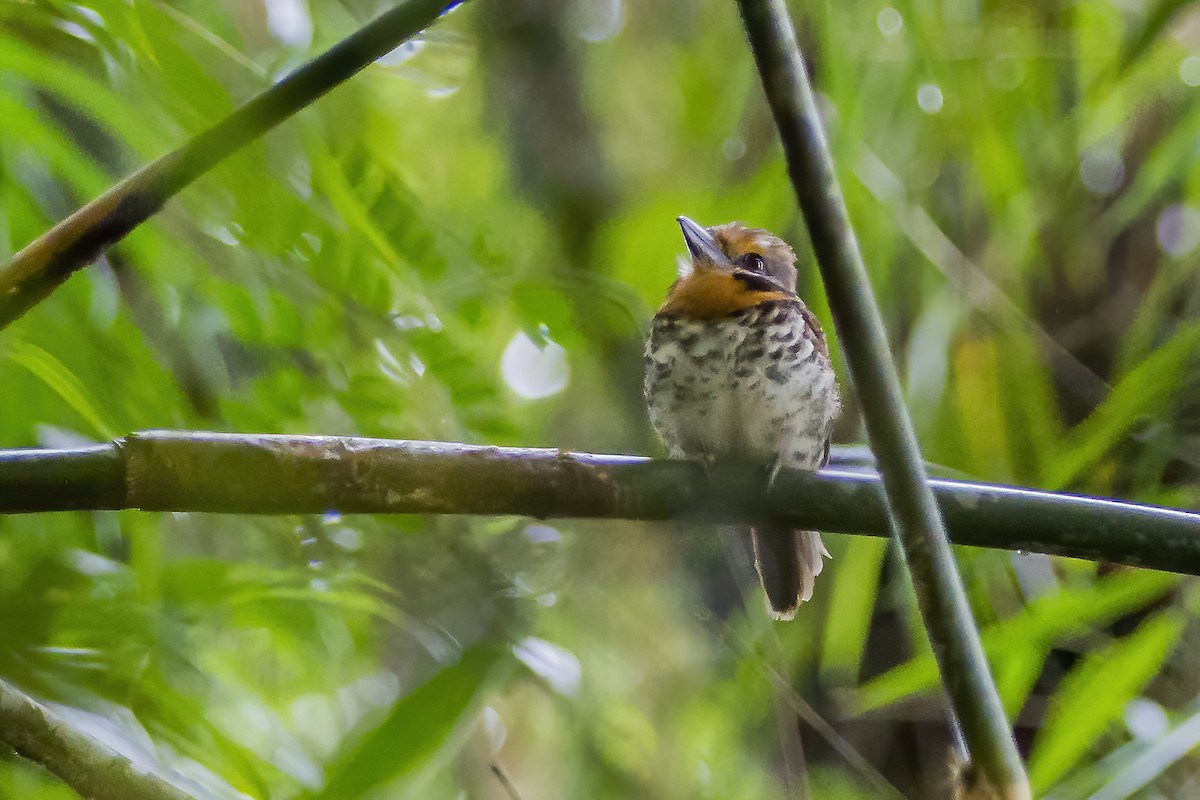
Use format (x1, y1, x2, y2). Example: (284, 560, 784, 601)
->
(645, 299, 837, 468)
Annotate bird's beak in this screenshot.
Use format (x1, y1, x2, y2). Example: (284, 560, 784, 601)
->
(677, 216, 732, 271)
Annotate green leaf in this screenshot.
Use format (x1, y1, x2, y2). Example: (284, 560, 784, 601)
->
(0, 32, 165, 156)
(1084, 700, 1200, 800)
(1030, 610, 1185, 792)
(854, 570, 1178, 714)
(1044, 321, 1200, 489)
(819, 536, 887, 684)
(5, 340, 121, 440)
(992, 642, 1048, 720)
(1117, 0, 1193, 73)
(1100, 102, 1200, 234)
(0, 94, 112, 198)
(953, 336, 1015, 482)
(312, 644, 508, 799)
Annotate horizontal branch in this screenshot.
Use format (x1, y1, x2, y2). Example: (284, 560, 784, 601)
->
(2, 431, 1198, 575)
(0, 678, 194, 800)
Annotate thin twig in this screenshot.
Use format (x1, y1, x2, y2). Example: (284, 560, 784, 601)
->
(490, 762, 524, 800)
(716, 532, 812, 800)
(734, 1, 1030, 796)
(0, 678, 196, 800)
(774, 697, 809, 800)
(0, 0, 462, 331)
(1, 432, 1199, 576)
(691, 597, 903, 798)
(766, 669, 909, 800)
(853, 147, 1110, 408)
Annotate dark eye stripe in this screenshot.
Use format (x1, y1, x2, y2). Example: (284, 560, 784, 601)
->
(732, 270, 787, 293)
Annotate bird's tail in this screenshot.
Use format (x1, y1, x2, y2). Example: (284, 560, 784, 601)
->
(751, 527, 830, 620)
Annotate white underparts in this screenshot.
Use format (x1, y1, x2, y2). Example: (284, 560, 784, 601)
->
(643, 300, 840, 470)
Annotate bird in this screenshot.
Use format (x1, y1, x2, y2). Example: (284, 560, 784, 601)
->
(644, 216, 841, 619)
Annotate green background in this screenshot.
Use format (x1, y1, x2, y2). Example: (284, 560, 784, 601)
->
(1, 0, 1199, 796)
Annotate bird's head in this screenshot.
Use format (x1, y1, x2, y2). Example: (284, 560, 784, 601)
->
(677, 216, 797, 294)
(658, 217, 800, 319)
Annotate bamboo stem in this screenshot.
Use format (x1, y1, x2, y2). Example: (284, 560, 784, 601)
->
(1, 432, 1197, 579)
(735, 1, 1030, 795)
(0, 678, 196, 800)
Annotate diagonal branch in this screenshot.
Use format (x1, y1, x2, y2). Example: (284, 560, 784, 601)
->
(0, 678, 195, 800)
(735, 0, 1030, 795)
(0, 0, 463, 331)
(1, 432, 1198, 578)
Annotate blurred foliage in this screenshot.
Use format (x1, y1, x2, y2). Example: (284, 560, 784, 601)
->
(1, 0, 1200, 797)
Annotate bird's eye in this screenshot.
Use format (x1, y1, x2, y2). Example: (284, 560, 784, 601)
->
(743, 253, 766, 273)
